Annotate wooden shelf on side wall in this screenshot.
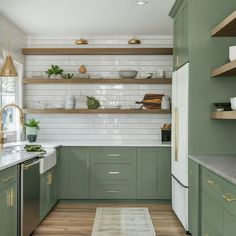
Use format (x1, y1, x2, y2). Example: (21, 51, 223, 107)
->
(23, 108, 172, 115)
(22, 78, 172, 85)
(211, 111, 236, 120)
(211, 60, 236, 77)
(211, 10, 236, 37)
(22, 48, 173, 56)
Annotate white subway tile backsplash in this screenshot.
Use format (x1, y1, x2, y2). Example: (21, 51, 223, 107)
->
(25, 35, 173, 145)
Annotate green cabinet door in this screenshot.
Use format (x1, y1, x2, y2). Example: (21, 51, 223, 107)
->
(40, 166, 57, 220)
(137, 147, 171, 199)
(188, 159, 200, 236)
(0, 183, 17, 236)
(172, 0, 188, 70)
(202, 219, 221, 236)
(58, 147, 89, 199)
(224, 210, 236, 236)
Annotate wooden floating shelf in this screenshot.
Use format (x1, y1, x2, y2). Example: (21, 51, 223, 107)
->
(211, 111, 236, 120)
(211, 60, 236, 77)
(23, 78, 172, 85)
(22, 48, 173, 56)
(211, 10, 236, 37)
(23, 108, 171, 115)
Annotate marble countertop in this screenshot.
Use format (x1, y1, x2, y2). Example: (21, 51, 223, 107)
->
(189, 155, 236, 186)
(0, 148, 44, 171)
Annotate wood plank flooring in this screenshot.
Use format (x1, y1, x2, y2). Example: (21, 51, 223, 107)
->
(33, 201, 187, 236)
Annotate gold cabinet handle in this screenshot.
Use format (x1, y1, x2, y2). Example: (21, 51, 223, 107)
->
(106, 190, 120, 193)
(207, 179, 220, 189)
(107, 154, 120, 157)
(205, 233, 209, 236)
(10, 189, 14, 206)
(222, 194, 236, 202)
(175, 108, 179, 162)
(108, 171, 120, 175)
(176, 56, 179, 67)
(47, 173, 52, 185)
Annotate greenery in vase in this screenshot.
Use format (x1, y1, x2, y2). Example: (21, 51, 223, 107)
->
(45, 65, 64, 78)
(24, 119, 40, 130)
(86, 96, 100, 109)
(62, 73, 74, 79)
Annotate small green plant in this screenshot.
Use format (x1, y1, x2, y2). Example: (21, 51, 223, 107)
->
(86, 96, 100, 109)
(24, 119, 40, 130)
(45, 65, 64, 78)
(62, 73, 74, 79)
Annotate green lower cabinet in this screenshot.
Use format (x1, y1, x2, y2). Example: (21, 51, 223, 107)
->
(58, 147, 89, 199)
(188, 159, 200, 236)
(137, 148, 171, 199)
(40, 166, 57, 220)
(90, 147, 137, 199)
(0, 166, 18, 236)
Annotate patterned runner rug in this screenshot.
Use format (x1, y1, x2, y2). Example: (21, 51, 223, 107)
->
(92, 208, 156, 236)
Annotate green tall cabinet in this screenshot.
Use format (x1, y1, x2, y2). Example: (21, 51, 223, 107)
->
(171, 0, 189, 70)
(58, 147, 90, 199)
(0, 166, 18, 236)
(137, 148, 171, 199)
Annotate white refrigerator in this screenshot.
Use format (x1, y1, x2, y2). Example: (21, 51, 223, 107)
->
(171, 63, 189, 231)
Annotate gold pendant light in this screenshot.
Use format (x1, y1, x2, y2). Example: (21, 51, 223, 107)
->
(0, 16, 18, 77)
(0, 55, 18, 77)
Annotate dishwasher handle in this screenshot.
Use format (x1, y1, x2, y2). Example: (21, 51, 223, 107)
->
(22, 158, 41, 170)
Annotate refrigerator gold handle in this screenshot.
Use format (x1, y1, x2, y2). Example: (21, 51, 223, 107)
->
(175, 108, 179, 162)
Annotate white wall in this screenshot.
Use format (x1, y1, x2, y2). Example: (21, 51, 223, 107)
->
(25, 35, 172, 146)
(0, 12, 26, 63)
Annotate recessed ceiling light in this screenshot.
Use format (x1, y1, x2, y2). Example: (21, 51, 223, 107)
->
(133, 0, 149, 6)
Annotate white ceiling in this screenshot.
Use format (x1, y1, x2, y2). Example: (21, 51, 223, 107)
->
(0, 0, 175, 35)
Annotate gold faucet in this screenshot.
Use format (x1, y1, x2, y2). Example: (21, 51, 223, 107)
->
(0, 103, 24, 148)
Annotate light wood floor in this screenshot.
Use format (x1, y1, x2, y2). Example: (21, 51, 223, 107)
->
(33, 201, 187, 236)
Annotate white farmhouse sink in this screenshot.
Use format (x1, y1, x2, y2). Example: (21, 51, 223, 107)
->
(40, 148, 57, 174)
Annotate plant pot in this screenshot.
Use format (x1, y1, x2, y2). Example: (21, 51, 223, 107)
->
(26, 127, 38, 142)
(49, 74, 62, 79)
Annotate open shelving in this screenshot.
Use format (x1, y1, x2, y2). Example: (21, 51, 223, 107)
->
(23, 78, 172, 85)
(211, 10, 236, 37)
(23, 108, 171, 115)
(211, 60, 236, 77)
(211, 111, 236, 120)
(22, 48, 173, 56)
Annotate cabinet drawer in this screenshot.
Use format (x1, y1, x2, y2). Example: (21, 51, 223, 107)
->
(90, 183, 136, 199)
(202, 167, 236, 217)
(202, 192, 223, 235)
(90, 147, 136, 163)
(91, 163, 135, 181)
(0, 166, 17, 190)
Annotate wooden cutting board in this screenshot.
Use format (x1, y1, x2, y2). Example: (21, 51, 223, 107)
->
(136, 94, 164, 109)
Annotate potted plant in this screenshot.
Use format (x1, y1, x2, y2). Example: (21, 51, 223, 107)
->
(24, 119, 40, 142)
(62, 73, 74, 79)
(45, 65, 64, 79)
(86, 96, 100, 109)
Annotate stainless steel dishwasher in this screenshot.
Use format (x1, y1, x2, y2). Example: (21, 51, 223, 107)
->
(20, 157, 41, 236)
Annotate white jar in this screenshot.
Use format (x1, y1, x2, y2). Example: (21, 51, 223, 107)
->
(161, 96, 170, 110)
(65, 95, 75, 109)
(230, 97, 236, 111)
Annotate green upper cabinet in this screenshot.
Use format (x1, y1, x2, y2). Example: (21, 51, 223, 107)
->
(40, 166, 57, 220)
(137, 147, 171, 199)
(170, 0, 189, 70)
(188, 159, 200, 236)
(58, 147, 90, 199)
(0, 166, 18, 236)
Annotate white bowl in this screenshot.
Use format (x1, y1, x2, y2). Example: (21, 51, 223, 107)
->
(230, 97, 236, 110)
(229, 46, 236, 61)
(118, 70, 138, 78)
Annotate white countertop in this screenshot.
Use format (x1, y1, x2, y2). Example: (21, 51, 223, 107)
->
(0, 141, 171, 171)
(0, 149, 44, 171)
